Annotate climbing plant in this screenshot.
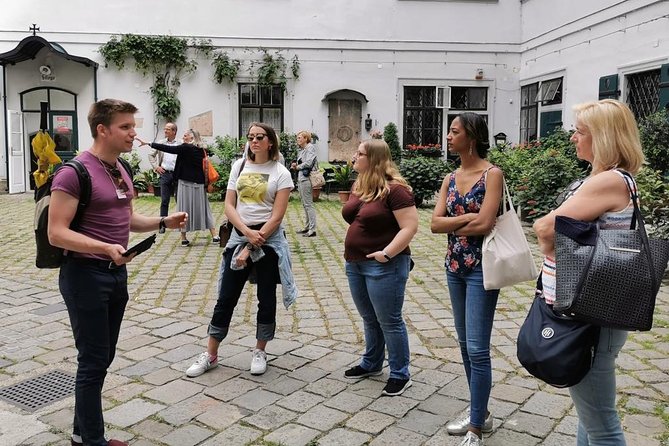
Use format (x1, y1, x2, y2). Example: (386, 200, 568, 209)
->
(99, 34, 213, 122)
(211, 52, 241, 84)
(250, 49, 300, 89)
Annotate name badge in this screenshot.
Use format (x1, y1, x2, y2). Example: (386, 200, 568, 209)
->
(116, 189, 127, 199)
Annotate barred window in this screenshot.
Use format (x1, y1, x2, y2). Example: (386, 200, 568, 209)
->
(626, 69, 660, 121)
(403, 86, 443, 147)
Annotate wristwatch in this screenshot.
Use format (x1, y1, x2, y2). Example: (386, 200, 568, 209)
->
(246, 243, 257, 252)
(382, 250, 392, 261)
(159, 217, 166, 231)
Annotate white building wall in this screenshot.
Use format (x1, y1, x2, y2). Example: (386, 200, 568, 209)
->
(2, 0, 666, 187)
(0, 0, 523, 180)
(519, 0, 669, 129)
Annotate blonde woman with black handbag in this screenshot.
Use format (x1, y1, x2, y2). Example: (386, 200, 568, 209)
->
(533, 99, 645, 445)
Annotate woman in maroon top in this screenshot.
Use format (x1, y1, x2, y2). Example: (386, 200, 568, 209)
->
(342, 139, 418, 397)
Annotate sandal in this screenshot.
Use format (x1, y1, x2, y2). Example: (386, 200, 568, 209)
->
(212, 236, 221, 243)
(181, 240, 190, 246)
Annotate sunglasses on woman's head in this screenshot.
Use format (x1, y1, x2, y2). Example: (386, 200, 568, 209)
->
(247, 134, 267, 142)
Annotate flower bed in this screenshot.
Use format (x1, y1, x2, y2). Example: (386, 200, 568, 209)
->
(403, 144, 443, 158)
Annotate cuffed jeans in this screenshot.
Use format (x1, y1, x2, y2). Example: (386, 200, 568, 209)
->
(346, 255, 411, 380)
(297, 176, 316, 232)
(447, 264, 499, 429)
(208, 245, 279, 342)
(159, 170, 175, 217)
(60, 259, 129, 446)
(569, 327, 628, 446)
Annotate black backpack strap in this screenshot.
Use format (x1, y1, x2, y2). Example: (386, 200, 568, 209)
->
(117, 156, 133, 178)
(65, 159, 91, 228)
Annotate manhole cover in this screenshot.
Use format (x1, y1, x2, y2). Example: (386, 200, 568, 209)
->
(0, 370, 75, 412)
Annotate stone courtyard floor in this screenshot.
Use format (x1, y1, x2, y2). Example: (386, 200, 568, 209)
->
(0, 193, 667, 446)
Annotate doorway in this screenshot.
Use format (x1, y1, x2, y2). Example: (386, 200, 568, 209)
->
(327, 99, 362, 162)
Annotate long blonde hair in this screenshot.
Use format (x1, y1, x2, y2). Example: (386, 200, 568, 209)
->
(353, 139, 411, 202)
(573, 99, 644, 174)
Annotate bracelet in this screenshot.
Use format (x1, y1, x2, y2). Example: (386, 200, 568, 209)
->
(382, 250, 392, 261)
(159, 217, 166, 231)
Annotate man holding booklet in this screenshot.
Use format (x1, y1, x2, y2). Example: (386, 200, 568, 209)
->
(48, 99, 187, 446)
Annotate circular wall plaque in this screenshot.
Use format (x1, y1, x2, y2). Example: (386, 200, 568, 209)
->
(337, 126, 353, 142)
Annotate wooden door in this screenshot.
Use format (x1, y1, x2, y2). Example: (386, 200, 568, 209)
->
(328, 99, 361, 162)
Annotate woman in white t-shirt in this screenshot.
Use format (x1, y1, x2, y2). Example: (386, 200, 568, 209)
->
(186, 122, 295, 378)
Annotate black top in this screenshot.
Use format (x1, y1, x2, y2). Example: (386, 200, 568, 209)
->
(150, 142, 205, 184)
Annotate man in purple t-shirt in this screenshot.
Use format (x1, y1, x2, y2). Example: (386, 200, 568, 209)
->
(49, 99, 187, 446)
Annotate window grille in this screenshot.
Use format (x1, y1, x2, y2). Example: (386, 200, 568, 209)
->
(450, 87, 487, 110)
(403, 86, 443, 147)
(626, 69, 660, 121)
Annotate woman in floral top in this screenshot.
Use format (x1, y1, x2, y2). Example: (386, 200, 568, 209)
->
(431, 112, 503, 446)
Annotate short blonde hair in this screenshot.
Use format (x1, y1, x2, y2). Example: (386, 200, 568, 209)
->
(297, 131, 312, 144)
(573, 99, 644, 174)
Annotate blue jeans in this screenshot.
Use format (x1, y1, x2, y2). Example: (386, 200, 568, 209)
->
(159, 170, 175, 217)
(60, 259, 129, 446)
(570, 327, 628, 446)
(346, 255, 411, 380)
(447, 264, 499, 429)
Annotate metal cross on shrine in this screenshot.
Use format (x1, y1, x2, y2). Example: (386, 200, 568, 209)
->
(29, 24, 40, 36)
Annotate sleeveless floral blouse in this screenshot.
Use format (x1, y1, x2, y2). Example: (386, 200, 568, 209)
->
(445, 169, 491, 274)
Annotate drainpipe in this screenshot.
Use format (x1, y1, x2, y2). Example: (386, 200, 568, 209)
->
(2, 65, 8, 193)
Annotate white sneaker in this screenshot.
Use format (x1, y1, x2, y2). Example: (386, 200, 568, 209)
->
(459, 431, 483, 446)
(186, 352, 218, 377)
(250, 349, 267, 375)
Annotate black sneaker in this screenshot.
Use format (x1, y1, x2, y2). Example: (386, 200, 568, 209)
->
(344, 365, 383, 379)
(382, 378, 412, 396)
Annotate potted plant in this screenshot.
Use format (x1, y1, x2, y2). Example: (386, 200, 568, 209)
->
(333, 162, 356, 203)
(132, 175, 148, 197)
(142, 169, 160, 196)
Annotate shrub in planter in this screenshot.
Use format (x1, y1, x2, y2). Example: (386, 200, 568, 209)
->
(383, 122, 402, 163)
(639, 109, 669, 175)
(399, 157, 451, 207)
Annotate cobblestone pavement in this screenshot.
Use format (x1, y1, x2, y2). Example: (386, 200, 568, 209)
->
(0, 193, 667, 446)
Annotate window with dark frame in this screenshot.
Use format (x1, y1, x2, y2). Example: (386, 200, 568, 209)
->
(520, 82, 539, 143)
(403, 86, 443, 148)
(238, 83, 284, 137)
(626, 69, 661, 121)
(450, 87, 488, 110)
(535, 77, 562, 105)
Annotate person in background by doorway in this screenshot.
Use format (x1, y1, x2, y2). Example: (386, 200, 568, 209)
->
(148, 122, 179, 230)
(290, 130, 317, 237)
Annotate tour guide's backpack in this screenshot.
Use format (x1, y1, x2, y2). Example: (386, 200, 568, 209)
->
(34, 157, 132, 268)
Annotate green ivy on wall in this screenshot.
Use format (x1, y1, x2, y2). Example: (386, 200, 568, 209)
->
(99, 35, 302, 116)
(99, 34, 213, 122)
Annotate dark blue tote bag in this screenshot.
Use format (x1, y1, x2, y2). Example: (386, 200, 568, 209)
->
(517, 275, 600, 388)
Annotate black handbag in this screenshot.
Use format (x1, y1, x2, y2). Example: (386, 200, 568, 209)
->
(517, 276, 600, 388)
(553, 171, 669, 331)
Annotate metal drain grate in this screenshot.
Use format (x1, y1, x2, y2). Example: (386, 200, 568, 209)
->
(0, 370, 75, 412)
